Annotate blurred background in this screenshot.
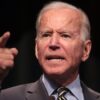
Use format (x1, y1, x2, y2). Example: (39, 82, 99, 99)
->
(0, 0, 100, 92)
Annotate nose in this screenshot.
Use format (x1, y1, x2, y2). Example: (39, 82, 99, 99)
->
(49, 34, 60, 50)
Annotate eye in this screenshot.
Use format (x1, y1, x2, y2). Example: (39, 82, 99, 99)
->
(41, 32, 52, 37)
(60, 32, 71, 38)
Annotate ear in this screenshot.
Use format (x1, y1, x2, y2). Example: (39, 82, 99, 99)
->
(35, 39, 38, 59)
(82, 40, 92, 61)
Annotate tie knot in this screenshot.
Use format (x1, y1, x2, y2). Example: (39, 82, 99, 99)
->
(57, 87, 68, 96)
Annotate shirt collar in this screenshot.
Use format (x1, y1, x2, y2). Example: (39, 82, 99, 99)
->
(67, 75, 84, 100)
(42, 74, 84, 100)
(42, 74, 57, 96)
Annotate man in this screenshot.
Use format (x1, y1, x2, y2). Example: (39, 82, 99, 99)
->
(0, 1, 100, 100)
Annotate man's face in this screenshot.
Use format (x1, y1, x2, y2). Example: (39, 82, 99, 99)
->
(35, 8, 91, 77)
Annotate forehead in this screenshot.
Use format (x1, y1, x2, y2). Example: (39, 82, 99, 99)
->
(42, 7, 81, 18)
(39, 7, 82, 32)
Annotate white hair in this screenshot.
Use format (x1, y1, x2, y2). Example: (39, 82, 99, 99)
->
(36, 1, 91, 41)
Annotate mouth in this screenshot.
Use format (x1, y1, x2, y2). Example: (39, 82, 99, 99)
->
(45, 55, 65, 61)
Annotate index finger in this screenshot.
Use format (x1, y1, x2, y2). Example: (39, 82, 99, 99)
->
(0, 32, 10, 47)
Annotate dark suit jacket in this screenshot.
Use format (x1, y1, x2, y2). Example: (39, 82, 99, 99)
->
(0, 77, 100, 100)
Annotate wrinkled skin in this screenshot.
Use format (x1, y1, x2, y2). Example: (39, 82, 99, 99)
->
(35, 8, 91, 85)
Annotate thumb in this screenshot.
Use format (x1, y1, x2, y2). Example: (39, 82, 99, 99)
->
(10, 48, 18, 56)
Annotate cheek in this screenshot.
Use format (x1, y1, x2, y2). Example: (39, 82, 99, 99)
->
(70, 45, 83, 63)
(36, 41, 48, 59)
(62, 42, 83, 61)
(37, 45, 44, 58)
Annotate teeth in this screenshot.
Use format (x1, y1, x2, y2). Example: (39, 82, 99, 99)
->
(49, 59, 63, 61)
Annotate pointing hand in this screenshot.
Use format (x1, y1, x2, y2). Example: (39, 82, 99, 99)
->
(0, 32, 18, 83)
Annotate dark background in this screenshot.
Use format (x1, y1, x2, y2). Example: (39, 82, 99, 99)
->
(0, 0, 100, 92)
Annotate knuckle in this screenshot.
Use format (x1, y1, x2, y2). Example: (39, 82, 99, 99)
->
(0, 59, 14, 70)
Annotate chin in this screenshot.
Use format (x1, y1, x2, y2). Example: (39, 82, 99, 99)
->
(42, 64, 70, 75)
(45, 69, 66, 77)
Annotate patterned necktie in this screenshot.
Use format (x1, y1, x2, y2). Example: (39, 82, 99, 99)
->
(57, 87, 68, 100)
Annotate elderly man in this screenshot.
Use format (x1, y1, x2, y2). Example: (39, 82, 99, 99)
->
(0, 1, 100, 100)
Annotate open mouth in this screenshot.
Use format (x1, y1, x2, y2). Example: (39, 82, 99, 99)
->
(46, 55, 65, 60)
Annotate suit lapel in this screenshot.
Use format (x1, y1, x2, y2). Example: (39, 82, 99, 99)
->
(81, 82, 100, 100)
(25, 77, 52, 100)
(25, 77, 100, 100)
